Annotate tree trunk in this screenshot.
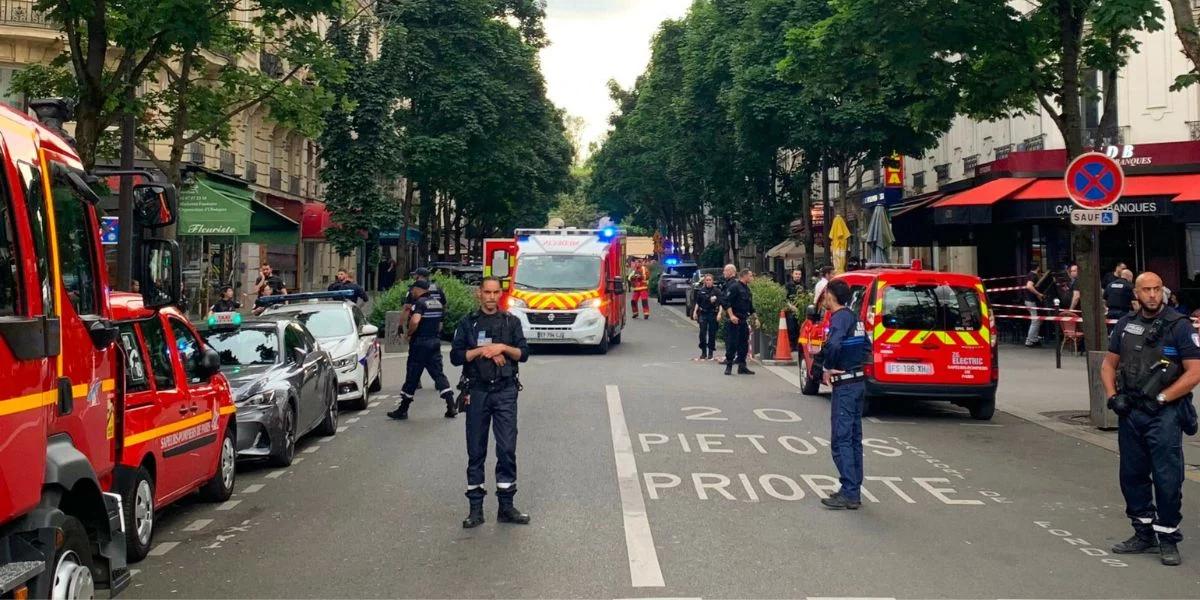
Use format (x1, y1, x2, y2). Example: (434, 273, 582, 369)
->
(418, 181, 434, 265)
(1168, 0, 1200, 78)
(166, 48, 197, 189)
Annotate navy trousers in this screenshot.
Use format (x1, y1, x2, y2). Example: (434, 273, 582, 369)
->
(1119, 403, 1185, 543)
(401, 337, 452, 402)
(465, 383, 519, 507)
(724, 319, 749, 365)
(830, 381, 866, 502)
(698, 315, 718, 354)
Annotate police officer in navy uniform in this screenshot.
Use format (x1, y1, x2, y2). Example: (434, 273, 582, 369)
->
(820, 279, 871, 510)
(401, 268, 446, 390)
(1102, 272, 1200, 566)
(450, 277, 531, 528)
(692, 273, 721, 360)
(388, 279, 456, 420)
(723, 269, 756, 376)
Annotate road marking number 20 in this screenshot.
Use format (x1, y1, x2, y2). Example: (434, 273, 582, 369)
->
(682, 406, 803, 423)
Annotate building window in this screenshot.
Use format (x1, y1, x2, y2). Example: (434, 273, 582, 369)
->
(1019, 135, 1045, 152)
(934, 164, 950, 182)
(912, 171, 925, 192)
(963, 155, 979, 175)
(994, 144, 1013, 160)
(1189, 121, 1200, 141)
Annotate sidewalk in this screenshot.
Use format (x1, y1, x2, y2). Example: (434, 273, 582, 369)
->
(996, 344, 1200, 464)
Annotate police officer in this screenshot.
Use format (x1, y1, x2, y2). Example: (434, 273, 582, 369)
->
(1102, 272, 1200, 566)
(327, 268, 369, 304)
(401, 268, 446, 390)
(723, 269, 756, 376)
(450, 277, 530, 528)
(1105, 268, 1135, 322)
(387, 279, 456, 420)
(820, 279, 871, 510)
(692, 273, 721, 360)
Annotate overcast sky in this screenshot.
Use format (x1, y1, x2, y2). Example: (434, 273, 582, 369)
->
(540, 0, 692, 157)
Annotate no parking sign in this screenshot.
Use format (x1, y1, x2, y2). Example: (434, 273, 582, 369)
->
(1065, 152, 1124, 210)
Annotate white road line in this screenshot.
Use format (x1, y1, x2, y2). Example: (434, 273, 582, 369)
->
(368, 401, 381, 408)
(265, 469, 288, 479)
(865, 416, 916, 425)
(807, 597, 897, 600)
(182, 519, 212, 532)
(359, 410, 371, 415)
(337, 425, 349, 433)
(216, 500, 241, 511)
(961, 423, 1004, 427)
(147, 542, 179, 556)
(240, 484, 264, 494)
(605, 385, 665, 588)
(130, 569, 141, 577)
(302, 445, 320, 454)
(375, 394, 390, 400)
(346, 417, 360, 424)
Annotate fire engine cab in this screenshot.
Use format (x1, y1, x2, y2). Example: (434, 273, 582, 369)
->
(0, 98, 181, 599)
(483, 228, 627, 353)
(798, 262, 999, 420)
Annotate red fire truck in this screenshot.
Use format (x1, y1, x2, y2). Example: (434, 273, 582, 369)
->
(483, 227, 627, 353)
(0, 99, 181, 599)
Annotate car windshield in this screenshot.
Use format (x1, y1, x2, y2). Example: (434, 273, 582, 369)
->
(513, 255, 601, 291)
(881, 284, 983, 331)
(269, 307, 354, 338)
(663, 265, 698, 278)
(205, 328, 279, 367)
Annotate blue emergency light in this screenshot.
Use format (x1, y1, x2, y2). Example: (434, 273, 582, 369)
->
(254, 289, 356, 308)
(600, 227, 616, 240)
(664, 257, 680, 266)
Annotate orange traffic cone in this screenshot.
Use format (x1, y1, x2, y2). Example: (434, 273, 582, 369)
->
(774, 310, 792, 361)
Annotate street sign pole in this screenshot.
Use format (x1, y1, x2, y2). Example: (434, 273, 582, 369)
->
(1065, 152, 1125, 356)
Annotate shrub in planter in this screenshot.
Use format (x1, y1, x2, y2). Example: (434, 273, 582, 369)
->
(369, 274, 476, 339)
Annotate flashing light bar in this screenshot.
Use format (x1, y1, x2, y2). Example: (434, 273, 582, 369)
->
(254, 289, 356, 308)
(664, 256, 680, 266)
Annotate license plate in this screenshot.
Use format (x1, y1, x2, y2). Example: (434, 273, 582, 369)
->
(676, 283, 690, 288)
(536, 330, 567, 340)
(885, 362, 934, 375)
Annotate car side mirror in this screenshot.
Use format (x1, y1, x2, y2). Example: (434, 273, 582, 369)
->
(360, 324, 379, 338)
(610, 278, 625, 294)
(292, 347, 307, 364)
(133, 183, 177, 228)
(196, 347, 221, 380)
(805, 304, 820, 323)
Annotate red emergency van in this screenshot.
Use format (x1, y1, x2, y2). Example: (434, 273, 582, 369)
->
(483, 227, 627, 353)
(798, 263, 998, 420)
(111, 293, 235, 561)
(0, 98, 181, 599)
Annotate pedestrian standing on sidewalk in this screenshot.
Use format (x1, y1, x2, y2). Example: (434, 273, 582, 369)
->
(723, 269, 756, 376)
(450, 277, 530, 528)
(1101, 272, 1200, 566)
(692, 273, 721, 360)
(1023, 262, 1046, 347)
(819, 279, 870, 510)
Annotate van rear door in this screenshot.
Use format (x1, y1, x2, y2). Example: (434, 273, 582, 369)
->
(872, 278, 991, 386)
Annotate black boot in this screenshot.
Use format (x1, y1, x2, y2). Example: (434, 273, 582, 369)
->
(442, 392, 457, 419)
(1112, 534, 1159, 554)
(386, 398, 412, 420)
(737, 365, 756, 375)
(724, 363, 733, 376)
(820, 492, 861, 510)
(1161, 541, 1182, 566)
(498, 505, 531, 525)
(463, 505, 485, 529)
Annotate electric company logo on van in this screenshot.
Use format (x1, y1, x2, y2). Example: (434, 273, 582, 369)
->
(950, 352, 985, 367)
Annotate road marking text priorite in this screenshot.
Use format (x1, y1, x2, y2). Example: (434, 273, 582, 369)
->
(606, 385, 666, 588)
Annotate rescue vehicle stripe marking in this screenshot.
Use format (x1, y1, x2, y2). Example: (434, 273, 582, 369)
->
(0, 390, 56, 417)
(124, 412, 217, 447)
(979, 328, 992, 343)
(147, 542, 179, 556)
(605, 385, 666, 588)
(886, 330, 909, 344)
(220, 405, 236, 416)
(241, 484, 264, 494)
(265, 470, 287, 479)
(162, 433, 217, 458)
(911, 331, 932, 344)
(957, 331, 979, 346)
(216, 500, 241, 511)
(182, 519, 212, 532)
(934, 331, 955, 345)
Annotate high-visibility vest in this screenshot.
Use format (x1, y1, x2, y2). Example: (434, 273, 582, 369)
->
(629, 266, 650, 292)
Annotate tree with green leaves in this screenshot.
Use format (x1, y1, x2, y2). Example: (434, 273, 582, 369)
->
(1167, 0, 1200, 86)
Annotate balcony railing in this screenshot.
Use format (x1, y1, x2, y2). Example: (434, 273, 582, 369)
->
(963, 154, 979, 175)
(934, 163, 950, 182)
(0, 0, 49, 26)
(1084, 125, 1129, 148)
(269, 167, 282, 190)
(1189, 121, 1200, 141)
(1018, 135, 1045, 152)
(994, 144, 1013, 160)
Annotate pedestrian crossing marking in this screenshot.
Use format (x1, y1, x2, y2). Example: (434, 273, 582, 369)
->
(147, 542, 179, 556)
(216, 500, 241, 511)
(182, 519, 212, 532)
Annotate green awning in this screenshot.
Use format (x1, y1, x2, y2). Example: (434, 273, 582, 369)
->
(250, 200, 299, 246)
(178, 177, 253, 236)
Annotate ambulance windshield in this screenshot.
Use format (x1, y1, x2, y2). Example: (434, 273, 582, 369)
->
(514, 254, 601, 291)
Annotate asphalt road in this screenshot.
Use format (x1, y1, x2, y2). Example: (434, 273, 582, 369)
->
(126, 304, 1200, 599)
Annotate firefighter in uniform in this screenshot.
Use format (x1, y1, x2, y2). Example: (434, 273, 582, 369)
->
(723, 269, 756, 375)
(450, 277, 531, 528)
(1102, 272, 1200, 566)
(692, 273, 721, 360)
(820, 279, 871, 510)
(629, 258, 651, 319)
(388, 279, 456, 420)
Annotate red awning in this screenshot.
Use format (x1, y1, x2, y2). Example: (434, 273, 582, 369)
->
(302, 202, 333, 239)
(932, 178, 1036, 207)
(1012, 174, 1200, 202)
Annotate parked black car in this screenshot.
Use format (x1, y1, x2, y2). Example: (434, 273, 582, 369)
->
(684, 267, 727, 315)
(202, 316, 338, 467)
(657, 262, 699, 304)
